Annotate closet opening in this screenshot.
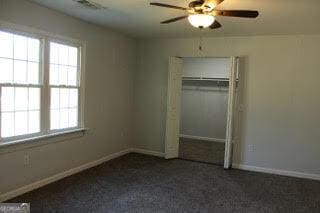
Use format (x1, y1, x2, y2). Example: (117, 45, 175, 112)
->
(165, 57, 239, 168)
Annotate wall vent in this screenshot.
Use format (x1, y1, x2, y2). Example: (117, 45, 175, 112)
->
(73, 0, 107, 10)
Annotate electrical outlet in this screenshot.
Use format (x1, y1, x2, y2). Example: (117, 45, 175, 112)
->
(239, 104, 245, 112)
(248, 145, 254, 152)
(120, 128, 126, 137)
(24, 155, 30, 166)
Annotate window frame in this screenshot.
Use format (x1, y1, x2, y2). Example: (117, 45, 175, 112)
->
(0, 21, 86, 144)
(47, 39, 82, 133)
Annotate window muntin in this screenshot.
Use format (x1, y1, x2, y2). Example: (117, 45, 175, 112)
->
(0, 29, 83, 142)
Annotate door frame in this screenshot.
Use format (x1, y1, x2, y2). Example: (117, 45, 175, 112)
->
(164, 56, 239, 168)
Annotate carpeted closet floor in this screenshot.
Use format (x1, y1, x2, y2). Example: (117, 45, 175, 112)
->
(179, 137, 225, 165)
(9, 153, 320, 213)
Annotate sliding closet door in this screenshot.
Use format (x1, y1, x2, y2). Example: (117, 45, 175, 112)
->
(224, 57, 238, 169)
(165, 57, 183, 159)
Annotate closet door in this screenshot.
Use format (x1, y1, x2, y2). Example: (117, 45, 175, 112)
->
(165, 57, 183, 159)
(224, 57, 238, 168)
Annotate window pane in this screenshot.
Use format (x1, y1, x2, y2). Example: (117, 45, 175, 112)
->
(50, 88, 79, 130)
(0, 31, 13, 58)
(0, 58, 13, 83)
(50, 42, 59, 64)
(50, 42, 79, 86)
(15, 111, 28, 135)
(15, 87, 28, 111)
(50, 109, 59, 130)
(50, 88, 60, 109)
(69, 108, 78, 127)
(28, 38, 40, 62)
(1, 112, 14, 137)
(68, 66, 77, 86)
(60, 88, 69, 108)
(60, 109, 69, 129)
(14, 35, 28, 60)
(68, 47, 77, 66)
(28, 62, 39, 84)
(14, 60, 27, 84)
(1, 87, 14, 112)
(69, 89, 78, 108)
(59, 65, 68, 85)
(59, 44, 68, 65)
(28, 110, 40, 133)
(50, 64, 59, 85)
(28, 88, 40, 110)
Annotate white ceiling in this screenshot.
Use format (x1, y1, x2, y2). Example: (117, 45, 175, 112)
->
(29, 0, 320, 38)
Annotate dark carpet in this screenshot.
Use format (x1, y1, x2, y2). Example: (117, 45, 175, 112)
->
(9, 153, 320, 213)
(179, 137, 225, 165)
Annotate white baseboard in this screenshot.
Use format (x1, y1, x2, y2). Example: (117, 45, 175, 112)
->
(0, 149, 131, 202)
(180, 134, 225, 143)
(2, 149, 318, 202)
(129, 148, 165, 158)
(232, 163, 320, 181)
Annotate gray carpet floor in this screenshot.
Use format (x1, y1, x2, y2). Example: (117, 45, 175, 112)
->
(9, 153, 320, 213)
(179, 137, 225, 165)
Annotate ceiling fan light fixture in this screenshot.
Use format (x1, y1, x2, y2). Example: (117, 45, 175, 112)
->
(188, 14, 215, 28)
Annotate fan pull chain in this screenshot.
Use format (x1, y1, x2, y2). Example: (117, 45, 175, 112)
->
(199, 28, 203, 51)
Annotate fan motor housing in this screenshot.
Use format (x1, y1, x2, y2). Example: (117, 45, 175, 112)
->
(189, 0, 204, 8)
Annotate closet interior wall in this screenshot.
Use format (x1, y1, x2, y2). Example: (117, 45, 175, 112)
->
(180, 58, 230, 142)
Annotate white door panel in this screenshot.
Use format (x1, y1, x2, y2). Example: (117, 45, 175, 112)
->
(165, 57, 183, 159)
(224, 57, 238, 168)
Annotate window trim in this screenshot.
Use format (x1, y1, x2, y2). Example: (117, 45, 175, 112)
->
(0, 21, 86, 144)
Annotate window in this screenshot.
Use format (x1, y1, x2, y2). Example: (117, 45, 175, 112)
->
(0, 28, 83, 142)
(49, 42, 79, 130)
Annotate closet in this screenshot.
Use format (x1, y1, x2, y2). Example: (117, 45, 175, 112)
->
(178, 57, 231, 165)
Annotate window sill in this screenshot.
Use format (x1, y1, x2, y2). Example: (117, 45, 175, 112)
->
(0, 128, 88, 154)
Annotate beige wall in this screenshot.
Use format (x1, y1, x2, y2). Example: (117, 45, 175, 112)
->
(134, 35, 320, 175)
(0, 0, 136, 194)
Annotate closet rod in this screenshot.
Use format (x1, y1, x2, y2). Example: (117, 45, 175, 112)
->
(182, 77, 230, 82)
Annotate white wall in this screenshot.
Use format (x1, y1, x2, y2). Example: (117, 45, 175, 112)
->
(134, 35, 320, 176)
(180, 58, 229, 140)
(180, 82, 228, 140)
(0, 0, 136, 195)
(183, 58, 230, 79)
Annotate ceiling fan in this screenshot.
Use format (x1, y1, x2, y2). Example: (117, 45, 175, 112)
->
(150, 0, 259, 29)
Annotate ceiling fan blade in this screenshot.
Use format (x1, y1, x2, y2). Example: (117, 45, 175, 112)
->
(161, 16, 188, 24)
(209, 20, 222, 29)
(150, 2, 187, 11)
(213, 10, 259, 18)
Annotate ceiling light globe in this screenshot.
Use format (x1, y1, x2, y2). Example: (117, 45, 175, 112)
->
(188, 14, 215, 28)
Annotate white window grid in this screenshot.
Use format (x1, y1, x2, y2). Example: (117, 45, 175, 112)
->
(0, 26, 84, 143)
(48, 41, 81, 132)
(0, 30, 43, 141)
